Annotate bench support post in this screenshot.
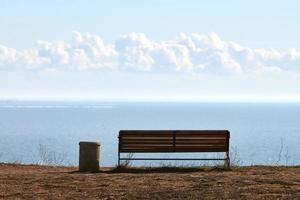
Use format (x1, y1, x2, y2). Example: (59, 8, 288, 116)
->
(118, 135, 121, 166)
(224, 151, 230, 169)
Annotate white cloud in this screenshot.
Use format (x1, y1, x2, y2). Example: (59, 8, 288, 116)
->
(0, 32, 300, 74)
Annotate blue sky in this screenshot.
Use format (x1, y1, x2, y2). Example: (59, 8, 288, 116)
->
(1, 0, 300, 101)
(1, 0, 300, 49)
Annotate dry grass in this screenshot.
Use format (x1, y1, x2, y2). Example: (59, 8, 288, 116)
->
(0, 163, 299, 199)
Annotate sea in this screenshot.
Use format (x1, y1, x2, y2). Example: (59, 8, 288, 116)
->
(0, 101, 299, 166)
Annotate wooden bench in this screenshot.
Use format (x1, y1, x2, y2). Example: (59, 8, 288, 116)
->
(118, 130, 230, 168)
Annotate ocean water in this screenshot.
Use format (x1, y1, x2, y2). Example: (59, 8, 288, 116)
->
(0, 101, 299, 166)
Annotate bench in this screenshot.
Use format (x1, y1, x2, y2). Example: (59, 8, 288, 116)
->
(118, 130, 230, 168)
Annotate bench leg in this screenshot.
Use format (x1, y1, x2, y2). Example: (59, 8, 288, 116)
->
(118, 152, 120, 166)
(224, 152, 230, 169)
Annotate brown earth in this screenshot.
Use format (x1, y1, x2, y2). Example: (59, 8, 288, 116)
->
(0, 163, 299, 199)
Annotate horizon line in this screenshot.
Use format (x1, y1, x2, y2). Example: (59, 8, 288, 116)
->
(1, 98, 300, 103)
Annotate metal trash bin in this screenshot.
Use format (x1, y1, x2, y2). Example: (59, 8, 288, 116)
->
(79, 141, 100, 172)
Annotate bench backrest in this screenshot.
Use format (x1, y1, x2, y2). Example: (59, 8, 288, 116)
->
(119, 130, 230, 153)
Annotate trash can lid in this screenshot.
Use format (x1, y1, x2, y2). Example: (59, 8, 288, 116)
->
(79, 141, 100, 146)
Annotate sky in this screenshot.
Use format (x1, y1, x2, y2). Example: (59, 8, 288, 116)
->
(1, 0, 300, 101)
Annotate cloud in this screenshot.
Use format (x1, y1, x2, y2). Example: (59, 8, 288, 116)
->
(0, 32, 300, 74)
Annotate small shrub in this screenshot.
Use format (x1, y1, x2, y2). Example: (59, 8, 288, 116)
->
(36, 142, 67, 166)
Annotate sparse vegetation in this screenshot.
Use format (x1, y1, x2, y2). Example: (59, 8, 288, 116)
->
(230, 146, 243, 166)
(274, 138, 293, 166)
(36, 142, 67, 166)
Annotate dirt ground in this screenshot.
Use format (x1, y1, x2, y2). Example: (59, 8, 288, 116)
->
(0, 163, 299, 200)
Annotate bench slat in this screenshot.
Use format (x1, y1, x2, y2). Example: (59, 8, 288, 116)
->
(121, 137, 173, 140)
(121, 145, 226, 149)
(119, 130, 229, 136)
(122, 141, 174, 145)
(122, 141, 226, 145)
(175, 134, 227, 137)
(120, 149, 227, 152)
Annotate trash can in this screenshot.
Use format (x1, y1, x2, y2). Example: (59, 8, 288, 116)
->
(79, 141, 100, 172)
